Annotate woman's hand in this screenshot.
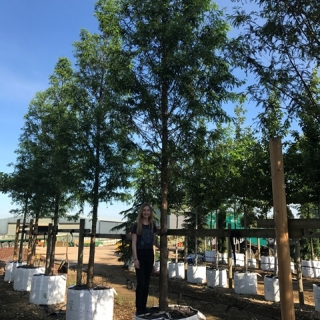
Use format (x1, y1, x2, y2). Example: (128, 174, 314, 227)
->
(134, 259, 140, 269)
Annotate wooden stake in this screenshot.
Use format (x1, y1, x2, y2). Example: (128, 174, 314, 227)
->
(295, 240, 304, 305)
(269, 137, 295, 320)
(27, 219, 34, 265)
(45, 224, 52, 275)
(13, 219, 20, 261)
(257, 238, 261, 269)
(228, 224, 233, 288)
(184, 236, 188, 280)
(77, 219, 85, 285)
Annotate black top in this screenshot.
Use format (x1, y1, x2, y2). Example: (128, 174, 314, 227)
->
(132, 222, 157, 250)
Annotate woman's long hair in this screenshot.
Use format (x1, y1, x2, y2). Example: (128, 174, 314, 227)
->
(136, 203, 155, 235)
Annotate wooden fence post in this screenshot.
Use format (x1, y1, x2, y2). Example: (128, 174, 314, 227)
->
(269, 137, 295, 320)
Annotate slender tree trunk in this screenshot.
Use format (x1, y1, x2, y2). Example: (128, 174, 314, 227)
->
(184, 236, 188, 279)
(310, 238, 315, 260)
(87, 130, 101, 287)
(27, 219, 33, 266)
(45, 224, 53, 275)
(31, 216, 39, 261)
(195, 211, 198, 265)
(19, 197, 28, 262)
(49, 193, 60, 274)
(244, 204, 248, 272)
(307, 206, 315, 260)
(159, 55, 169, 310)
(159, 149, 169, 310)
(88, 200, 98, 287)
(13, 220, 20, 261)
(216, 210, 219, 269)
(175, 214, 178, 262)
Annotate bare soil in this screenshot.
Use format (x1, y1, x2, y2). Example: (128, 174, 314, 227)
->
(0, 245, 320, 320)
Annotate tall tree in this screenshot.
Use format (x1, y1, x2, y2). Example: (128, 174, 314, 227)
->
(96, 0, 242, 309)
(1, 153, 35, 263)
(72, 26, 133, 287)
(21, 58, 80, 273)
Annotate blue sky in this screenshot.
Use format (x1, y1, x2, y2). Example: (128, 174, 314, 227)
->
(0, 0, 131, 220)
(0, 0, 258, 220)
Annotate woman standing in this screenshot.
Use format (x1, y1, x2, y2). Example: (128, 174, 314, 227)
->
(131, 203, 158, 315)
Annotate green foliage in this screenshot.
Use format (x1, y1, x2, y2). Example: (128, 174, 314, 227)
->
(72, 29, 134, 211)
(111, 180, 161, 262)
(83, 241, 104, 247)
(22, 58, 80, 219)
(229, 0, 320, 121)
(299, 236, 320, 261)
(284, 69, 320, 208)
(0, 172, 10, 193)
(114, 239, 133, 263)
(9, 0, 320, 300)
(95, 0, 243, 210)
(95, 0, 243, 307)
(182, 209, 208, 253)
(71, 22, 136, 286)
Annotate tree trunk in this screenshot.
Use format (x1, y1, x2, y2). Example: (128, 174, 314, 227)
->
(159, 59, 169, 310)
(19, 197, 28, 262)
(31, 217, 39, 263)
(87, 207, 97, 287)
(27, 219, 34, 266)
(49, 193, 60, 275)
(87, 131, 101, 287)
(13, 220, 20, 261)
(244, 204, 247, 272)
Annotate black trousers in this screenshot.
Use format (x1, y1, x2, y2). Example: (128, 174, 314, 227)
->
(135, 249, 154, 313)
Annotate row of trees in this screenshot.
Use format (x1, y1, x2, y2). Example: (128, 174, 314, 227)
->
(1, 0, 320, 311)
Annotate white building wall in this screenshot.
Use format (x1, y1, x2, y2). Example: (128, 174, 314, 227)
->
(0, 217, 123, 236)
(0, 214, 182, 237)
(98, 220, 125, 234)
(167, 214, 185, 229)
(0, 218, 29, 236)
(7, 224, 18, 235)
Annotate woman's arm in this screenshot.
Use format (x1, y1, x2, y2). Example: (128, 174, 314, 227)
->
(132, 233, 139, 268)
(154, 231, 169, 258)
(154, 234, 160, 249)
(153, 224, 159, 249)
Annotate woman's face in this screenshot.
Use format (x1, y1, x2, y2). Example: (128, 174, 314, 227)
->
(141, 205, 151, 219)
